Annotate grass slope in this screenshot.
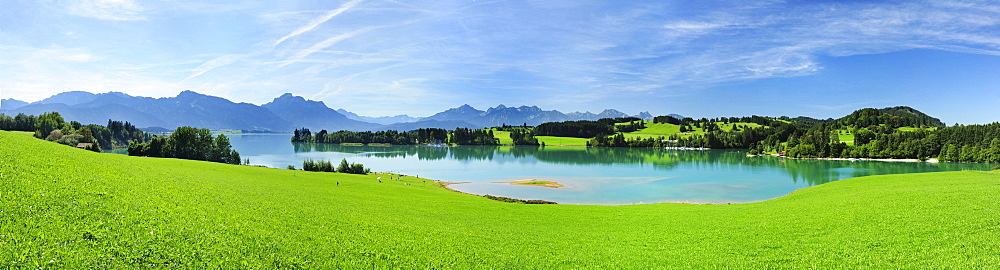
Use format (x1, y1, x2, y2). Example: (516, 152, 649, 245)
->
(491, 130, 590, 146)
(622, 121, 765, 140)
(534, 136, 590, 146)
(2, 131, 998, 268)
(491, 130, 514, 145)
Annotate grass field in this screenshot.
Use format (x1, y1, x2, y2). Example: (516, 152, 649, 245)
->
(7, 130, 34, 136)
(535, 136, 590, 146)
(491, 130, 514, 144)
(836, 130, 856, 145)
(2, 130, 999, 268)
(491, 130, 589, 146)
(898, 127, 938, 132)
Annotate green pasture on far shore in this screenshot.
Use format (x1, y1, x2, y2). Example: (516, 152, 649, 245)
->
(535, 135, 590, 146)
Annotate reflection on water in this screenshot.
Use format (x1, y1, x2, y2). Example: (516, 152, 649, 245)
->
(292, 142, 986, 186)
(222, 134, 995, 205)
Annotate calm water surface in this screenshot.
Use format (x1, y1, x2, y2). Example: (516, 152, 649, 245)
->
(213, 134, 991, 205)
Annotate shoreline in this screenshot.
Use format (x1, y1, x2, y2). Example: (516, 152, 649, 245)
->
(749, 153, 940, 163)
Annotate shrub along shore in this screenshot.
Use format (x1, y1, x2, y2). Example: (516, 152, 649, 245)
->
(2, 130, 998, 268)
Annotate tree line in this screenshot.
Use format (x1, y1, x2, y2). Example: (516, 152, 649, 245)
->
(301, 158, 370, 174)
(292, 127, 499, 145)
(589, 107, 1000, 163)
(532, 118, 642, 138)
(1, 112, 152, 152)
(127, 126, 241, 165)
(292, 128, 449, 145)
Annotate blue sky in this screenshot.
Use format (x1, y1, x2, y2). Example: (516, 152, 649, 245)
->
(1, 0, 999, 124)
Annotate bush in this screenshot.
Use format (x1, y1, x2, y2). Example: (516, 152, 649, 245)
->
(304, 158, 370, 174)
(303, 159, 334, 172)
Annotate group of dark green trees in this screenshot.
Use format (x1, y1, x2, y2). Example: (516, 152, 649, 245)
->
(127, 126, 241, 165)
(448, 128, 499, 145)
(0, 112, 152, 152)
(533, 120, 615, 138)
(292, 127, 499, 145)
(301, 158, 370, 174)
(292, 128, 449, 145)
(495, 124, 538, 145)
(533, 117, 644, 138)
(586, 106, 1000, 163)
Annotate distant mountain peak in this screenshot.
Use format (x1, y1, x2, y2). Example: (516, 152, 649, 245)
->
(270, 93, 309, 103)
(336, 108, 424, 125)
(486, 104, 509, 114)
(34, 91, 99, 106)
(262, 93, 377, 131)
(518, 105, 541, 111)
(1, 98, 29, 110)
(445, 104, 482, 114)
(175, 90, 212, 100)
(103, 92, 133, 98)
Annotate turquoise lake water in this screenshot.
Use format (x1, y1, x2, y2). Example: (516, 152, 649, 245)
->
(174, 134, 998, 205)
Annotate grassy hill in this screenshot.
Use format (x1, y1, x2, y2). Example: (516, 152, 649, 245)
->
(2, 130, 998, 268)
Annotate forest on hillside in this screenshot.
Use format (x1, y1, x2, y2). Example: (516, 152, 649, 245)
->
(0, 112, 151, 151)
(592, 107, 1000, 163)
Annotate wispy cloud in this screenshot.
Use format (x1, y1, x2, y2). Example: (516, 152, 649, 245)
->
(277, 26, 380, 68)
(63, 0, 145, 21)
(273, 0, 365, 47)
(180, 54, 246, 83)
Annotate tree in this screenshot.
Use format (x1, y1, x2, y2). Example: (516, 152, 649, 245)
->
(653, 115, 681, 124)
(337, 158, 350, 173)
(128, 126, 240, 164)
(34, 112, 64, 139)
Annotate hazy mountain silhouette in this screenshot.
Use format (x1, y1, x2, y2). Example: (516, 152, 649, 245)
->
(335, 109, 422, 125)
(4, 91, 292, 131)
(35, 91, 100, 106)
(1, 98, 29, 110)
(262, 93, 378, 131)
(3, 91, 671, 132)
(422, 104, 655, 127)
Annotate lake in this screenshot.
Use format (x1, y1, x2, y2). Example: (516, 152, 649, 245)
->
(187, 134, 997, 205)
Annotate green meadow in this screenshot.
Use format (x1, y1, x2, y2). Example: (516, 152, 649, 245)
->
(2, 130, 999, 268)
(491, 130, 592, 146)
(534, 135, 591, 146)
(491, 130, 514, 144)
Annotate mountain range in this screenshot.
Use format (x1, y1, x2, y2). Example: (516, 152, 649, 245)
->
(1, 91, 660, 132)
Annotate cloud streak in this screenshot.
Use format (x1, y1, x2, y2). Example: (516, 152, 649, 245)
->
(63, 0, 146, 21)
(273, 0, 366, 47)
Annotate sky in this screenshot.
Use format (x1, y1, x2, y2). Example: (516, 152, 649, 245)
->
(1, 0, 999, 124)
